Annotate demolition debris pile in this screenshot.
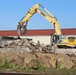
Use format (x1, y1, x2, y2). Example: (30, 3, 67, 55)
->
(0, 36, 76, 69)
(0, 36, 52, 52)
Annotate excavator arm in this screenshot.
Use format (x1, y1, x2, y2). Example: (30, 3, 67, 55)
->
(17, 4, 40, 35)
(17, 3, 61, 35)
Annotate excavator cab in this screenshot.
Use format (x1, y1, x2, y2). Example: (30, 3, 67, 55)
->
(51, 34, 62, 46)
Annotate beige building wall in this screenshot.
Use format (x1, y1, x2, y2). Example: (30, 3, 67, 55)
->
(20, 35, 51, 45)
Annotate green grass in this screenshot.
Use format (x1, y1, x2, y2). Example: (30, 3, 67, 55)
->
(0, 59, 76, 75)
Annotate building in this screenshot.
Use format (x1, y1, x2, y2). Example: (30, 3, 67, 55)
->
(0, 28, 76, 44)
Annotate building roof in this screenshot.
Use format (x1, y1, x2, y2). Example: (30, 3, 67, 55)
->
(0, 28, 76, 36)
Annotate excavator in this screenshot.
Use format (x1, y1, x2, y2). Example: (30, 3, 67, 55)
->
(17, 3, 76, 48)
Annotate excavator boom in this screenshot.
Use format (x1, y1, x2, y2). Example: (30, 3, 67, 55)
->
(17, 3, 61, 35)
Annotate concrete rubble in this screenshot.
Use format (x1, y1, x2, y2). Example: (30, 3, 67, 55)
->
(0, 36, 53, 52)
(0, 36, 76, 55)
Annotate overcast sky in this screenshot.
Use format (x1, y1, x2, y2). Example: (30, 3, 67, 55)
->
(0, 0, 76, 30)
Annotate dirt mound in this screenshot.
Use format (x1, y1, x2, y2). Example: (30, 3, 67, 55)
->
(0, 51, 76, 69)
